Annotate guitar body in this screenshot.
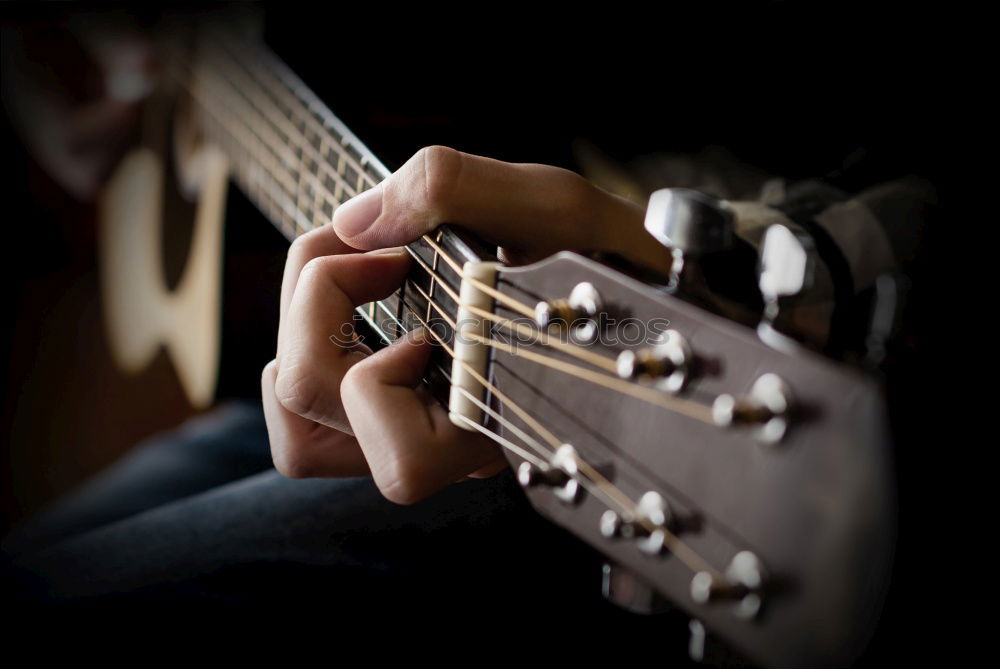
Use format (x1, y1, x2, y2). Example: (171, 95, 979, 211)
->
(99, 144, 229, 408)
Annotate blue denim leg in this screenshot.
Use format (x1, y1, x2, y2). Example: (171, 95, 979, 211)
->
(4, 401, 273, 553)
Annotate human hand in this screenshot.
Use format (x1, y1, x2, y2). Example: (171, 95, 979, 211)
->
(262, 146, 672, 503)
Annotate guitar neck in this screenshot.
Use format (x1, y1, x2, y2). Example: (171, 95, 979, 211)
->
(178, 34, 496, 352)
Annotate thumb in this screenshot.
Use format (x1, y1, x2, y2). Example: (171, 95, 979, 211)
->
(332, 146, 671, 269)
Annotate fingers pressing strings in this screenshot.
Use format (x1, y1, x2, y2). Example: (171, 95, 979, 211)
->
(397, 295, 724, 582)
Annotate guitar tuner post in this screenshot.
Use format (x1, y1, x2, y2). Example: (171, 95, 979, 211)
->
(516, 445, 582, 505)
(712, 373, 793, 445)
(690, 550, 767, 621)
(534, 282, 604, 344)
(516, 461, 569, 488)
(600, 490, 674, 556)
(616, 329, 692, 394)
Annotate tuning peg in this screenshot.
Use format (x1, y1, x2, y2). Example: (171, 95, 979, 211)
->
(644, 188, 735, 293)
(689, 619, 708, 662)
(534, 282, 604, 344)
(516, 444, 582, 504)
(864, 272, 910, 369)
(600, 491, 674, 555)
(690, 550, 767, 621)
(645, 188, 735, 256)
(757, 223, 817, 347)
(616, 329, 692, 394)
(712, 373, 793, 445)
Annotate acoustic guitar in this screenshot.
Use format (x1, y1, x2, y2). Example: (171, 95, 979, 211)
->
(98, 25, 895, 669)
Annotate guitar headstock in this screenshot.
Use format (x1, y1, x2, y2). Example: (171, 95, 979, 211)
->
(481, 249, 894, 668)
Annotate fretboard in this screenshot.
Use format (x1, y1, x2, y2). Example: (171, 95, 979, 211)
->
(177, 34, 496, 379)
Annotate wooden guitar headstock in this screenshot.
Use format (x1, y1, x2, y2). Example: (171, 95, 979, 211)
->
(482, 250, 894, 669)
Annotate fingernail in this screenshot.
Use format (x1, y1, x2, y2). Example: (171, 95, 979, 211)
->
(367, 246, 407, 257)
(332, 183, 383, 238)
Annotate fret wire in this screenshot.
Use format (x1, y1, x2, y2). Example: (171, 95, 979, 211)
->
(199, 94, 310, 236)
(183, 66, 314, 234)
(189, 65, 384, 240)
(213, 38, 384, 193)
(377, 299, 403, 331)
(182, 66, 331, 236)
(178, 43, 388, 239)
(191, 86, 315, 238)
(197, 50, 362, 211)
(355, 301, 392, 345)
(191, 63, 341, 229)
(188, 69, 297, 197)
(427, 242, 439, 324)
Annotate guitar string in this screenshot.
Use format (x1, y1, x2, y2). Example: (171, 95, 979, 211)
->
(186, 63, 347, 232)
(405, 243, 715, 423)
(402, 284, 725, 580)
(175, 48, 727, 586)
(293, 272, 559, 493)
(405, 282, 635, 512)
(403, 280, 561, 450)
(213, 37, 381, 190)
(172, 48, 369, 238)
(197, 50, 362, 216)
(175, 66, 314, 232)
(406, 279, 683, 515)
(183, 49, 633, 398)
(181, 63, 717, 427)
(208, 35, 387, 224)
(401, 249, 620, 374)
(399, 288, 723, 581)
(184, 47, 626, 381)
(189, 53, 680, 552)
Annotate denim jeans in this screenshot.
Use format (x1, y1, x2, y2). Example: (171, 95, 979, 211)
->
(4, 402, 697, 648)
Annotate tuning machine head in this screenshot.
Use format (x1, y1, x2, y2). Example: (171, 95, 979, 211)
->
(757, 223, 819, 348)
(645, 188, 735, 256)
(616, 329, 692, 394)
(713, 373, 793, 445)
(517, 444, 582, 505)
(600, 490, 674, 556)
(534, 282, 604, 344)
(690, 550, 767, 620)
(644, 188, 736, 292)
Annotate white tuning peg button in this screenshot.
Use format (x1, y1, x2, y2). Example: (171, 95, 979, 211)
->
(644, 188, 735, 256)
(757, 223, 819, 349)
(758, 223, 814, 302)
(644, 188, 736, 298)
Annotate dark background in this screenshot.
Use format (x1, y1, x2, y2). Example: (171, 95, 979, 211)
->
(1, 2, 950, 665)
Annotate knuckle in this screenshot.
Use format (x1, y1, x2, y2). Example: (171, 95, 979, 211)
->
(271, 445, 318, 479)
(286, 227, 327, 268)
(417, 145, 462, 213)
(274, 365, 323, 420)
(297, 255, 332, 283)
(339, 361, 363, 397)
(261, 359, 277, 384)
(340, 356, 377, 404)
(376, 465, 425, 505)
